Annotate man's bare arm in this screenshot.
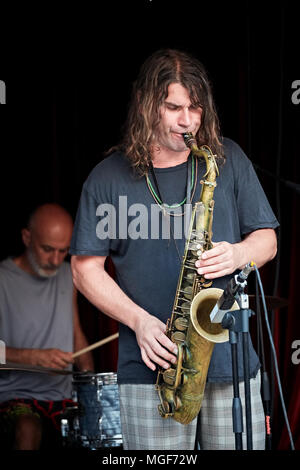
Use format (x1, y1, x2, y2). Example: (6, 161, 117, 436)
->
(6, 347, 73, 369)
(73, 287, 94, 371)
(71, 255, 177, 371)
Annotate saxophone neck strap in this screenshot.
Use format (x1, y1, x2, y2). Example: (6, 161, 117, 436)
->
(149, 153, 193, 208)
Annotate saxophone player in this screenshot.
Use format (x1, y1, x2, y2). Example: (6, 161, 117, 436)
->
(70, 49, 278, 450)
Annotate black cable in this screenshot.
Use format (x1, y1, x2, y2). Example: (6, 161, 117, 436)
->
(255, 277, 272, 449)
(254, 264, 295, 450)
(269, 2, 285, 437)
(255, 278, 268, 374)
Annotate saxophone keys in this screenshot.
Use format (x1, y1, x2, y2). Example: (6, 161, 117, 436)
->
(181, 301, 191, 311)
(163, 368, 176, 385)
(158, 402, 173, 417)
(174, 395, 182, 410)
(184, 272, 195, 282)
(174, 317, 189, 331)
(182, 285, 193, 300)
(190, 250, 198, 257)
(183, 346, 192, 363)
(189, 239, 203, 249)
(171, 331, 186, 343)
(181, 374, 188, 386)
(201, 279, 213, 288)
(160, 397, 179, 415)
(162, 401, 171, 414)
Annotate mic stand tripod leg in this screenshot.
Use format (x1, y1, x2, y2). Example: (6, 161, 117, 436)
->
(242, 309, 253, 450)
(222, 308, 254, 450)
(222, 313, 243, 450)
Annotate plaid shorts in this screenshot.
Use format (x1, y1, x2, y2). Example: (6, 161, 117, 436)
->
(119, 383, 197, 450)
(198, 370, 265, 450)
(118, 370, 265, 450)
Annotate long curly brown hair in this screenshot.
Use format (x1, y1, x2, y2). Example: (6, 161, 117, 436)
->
(114, 49, 224, 175)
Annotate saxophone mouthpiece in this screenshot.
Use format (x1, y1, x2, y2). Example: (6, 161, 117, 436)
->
(182, 132, 197, 149)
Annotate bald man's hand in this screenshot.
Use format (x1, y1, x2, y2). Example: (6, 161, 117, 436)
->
(30, 348, 74, 370)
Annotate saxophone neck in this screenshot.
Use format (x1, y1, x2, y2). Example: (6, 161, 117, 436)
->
(182, 133, 219, 179)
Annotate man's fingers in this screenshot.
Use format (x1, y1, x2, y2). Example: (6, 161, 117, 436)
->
(198, 261, 229, 273)
(146, 340, 177, 367)
(201, 268, 232, 280)
(135, 314, 179, 371)
(140, 331, 178, 371)
(155, 330, 178, 355)
(47, 350, 73, 369)
(141, 346, 172, 371)
(141, 347, 156, 371)
(202, 243, 223, 257)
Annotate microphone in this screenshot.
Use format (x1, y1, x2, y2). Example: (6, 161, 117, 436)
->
(210, 262, 255, 323)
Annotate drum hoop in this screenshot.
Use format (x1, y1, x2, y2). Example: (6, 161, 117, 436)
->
(72, 371, 117, 385)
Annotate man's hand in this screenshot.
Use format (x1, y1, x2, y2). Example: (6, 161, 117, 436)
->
(30, 348, 74, 370)
(195, 241, 243, 279)
(195, 229, 277, 280)
(133, 314, 178, 371)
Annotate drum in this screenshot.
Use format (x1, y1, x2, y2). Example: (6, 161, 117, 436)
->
(60, 405, 81, 448)
(61, 372, 122, 449)
(96, 372, 123, 448)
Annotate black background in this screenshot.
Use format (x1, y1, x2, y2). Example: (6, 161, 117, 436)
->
(0, 1, 298, 253)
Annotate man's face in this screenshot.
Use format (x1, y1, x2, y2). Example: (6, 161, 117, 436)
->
(25, 224, 72, 278)
(154, 82, 202, 153)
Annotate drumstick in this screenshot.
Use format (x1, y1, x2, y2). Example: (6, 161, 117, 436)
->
(72, 332, 119, 359)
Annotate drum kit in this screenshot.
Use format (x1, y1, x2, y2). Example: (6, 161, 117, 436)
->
(0, 333, 123, 450)
(61, 371, 122, 449)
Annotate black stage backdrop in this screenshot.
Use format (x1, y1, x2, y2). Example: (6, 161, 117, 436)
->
(0, 1, 299, 451)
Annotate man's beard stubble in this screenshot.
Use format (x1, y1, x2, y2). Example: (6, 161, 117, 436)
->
(27, 247, 58, 279)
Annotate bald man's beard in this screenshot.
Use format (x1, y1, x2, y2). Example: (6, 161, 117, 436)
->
(27, 247, 59, 279)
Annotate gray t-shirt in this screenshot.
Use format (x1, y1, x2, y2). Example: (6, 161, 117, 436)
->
(0, 259, 74, 401)
(70, 137, 279, 384)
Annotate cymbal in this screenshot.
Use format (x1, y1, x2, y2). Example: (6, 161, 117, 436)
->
(248, 295, 288, 311)
(0, 362, 73, 375)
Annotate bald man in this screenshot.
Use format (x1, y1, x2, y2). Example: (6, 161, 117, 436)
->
(0, 203, 94, 449)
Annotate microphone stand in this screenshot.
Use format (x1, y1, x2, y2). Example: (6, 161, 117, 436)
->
(221, 287, 254, 450)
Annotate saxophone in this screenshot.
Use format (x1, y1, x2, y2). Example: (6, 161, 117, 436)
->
(156, 133, 237, 425)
